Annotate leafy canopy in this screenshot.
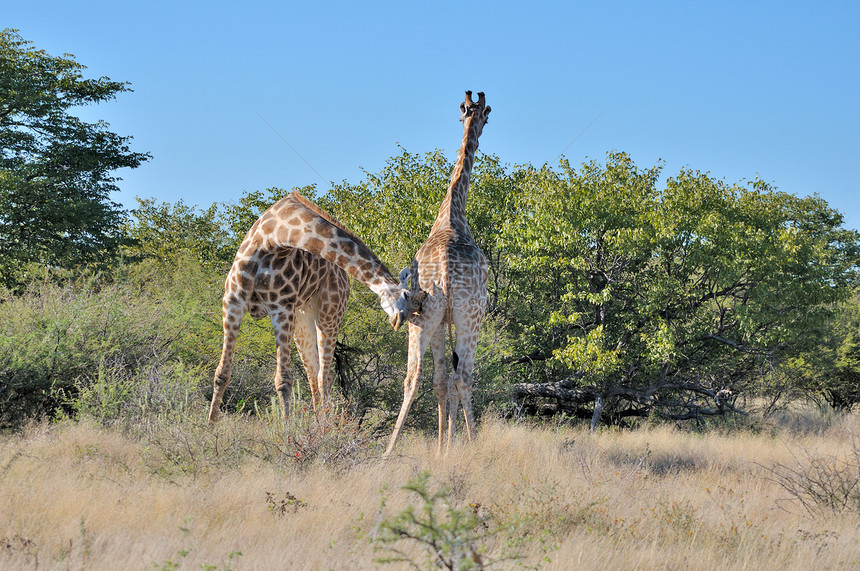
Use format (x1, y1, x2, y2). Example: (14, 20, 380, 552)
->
(0, 28, 149, 286)
(502, 152, 859, 421)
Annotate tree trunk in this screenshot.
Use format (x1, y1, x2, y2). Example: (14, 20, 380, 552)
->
(590, 394, 605, 431)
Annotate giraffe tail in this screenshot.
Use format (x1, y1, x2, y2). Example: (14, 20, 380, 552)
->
(446, 297, 458, 372)
(443, 259, 459, 372)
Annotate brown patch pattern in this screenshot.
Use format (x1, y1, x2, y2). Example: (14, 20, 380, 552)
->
(209, 191, 399, 423)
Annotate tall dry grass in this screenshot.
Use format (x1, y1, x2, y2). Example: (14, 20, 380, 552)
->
(1, 409, 859, 569)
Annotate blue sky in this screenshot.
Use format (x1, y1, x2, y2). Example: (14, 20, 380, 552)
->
(7, 1, 860, 229)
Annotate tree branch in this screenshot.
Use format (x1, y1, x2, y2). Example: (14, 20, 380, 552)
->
(700, 333, 767, 354)
(501, 350, 552, 365)
(510, 376, 747, 423)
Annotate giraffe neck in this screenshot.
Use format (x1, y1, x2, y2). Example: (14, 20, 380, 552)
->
(257, 191, 401, 293)
(430, 115, 481, 234)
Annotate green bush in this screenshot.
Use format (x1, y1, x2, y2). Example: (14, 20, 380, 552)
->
(0, 262, 239, 428)
(373, 471, 500, 570)
(3, 147, 858, 434)
(0, 257, 345, 429)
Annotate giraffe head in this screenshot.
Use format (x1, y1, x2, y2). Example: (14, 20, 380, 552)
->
(459, 91, 491, 137)
(378, 278, 425, 331)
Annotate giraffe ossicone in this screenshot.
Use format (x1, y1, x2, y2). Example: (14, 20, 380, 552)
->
(208, 190, 423, 422)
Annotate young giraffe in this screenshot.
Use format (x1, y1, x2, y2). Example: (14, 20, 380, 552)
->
(208, 190, 421, 422)
(385, 91, 491, 456)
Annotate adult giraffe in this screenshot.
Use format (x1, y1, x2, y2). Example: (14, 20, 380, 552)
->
(208, 191, 422, 422)
(385, 91, 491, 456)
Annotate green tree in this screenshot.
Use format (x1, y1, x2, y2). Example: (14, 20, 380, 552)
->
(123, 198, 233, 270)
(790, 291, 860, 411)
(834, 325, 860, 409)
(505, 152, 860, 426)
(0, 28, 149, 287)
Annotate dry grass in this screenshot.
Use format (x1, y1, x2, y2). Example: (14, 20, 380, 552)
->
(1, 409, 859, 570)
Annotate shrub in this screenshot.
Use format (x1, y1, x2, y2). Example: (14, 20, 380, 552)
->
(767, 442, 860, 516)
(373, 471, 508, 570)
(0, 263, 222, 428)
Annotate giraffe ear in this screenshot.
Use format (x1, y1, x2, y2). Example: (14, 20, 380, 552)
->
(484, 105, 491, 118)
(398, 267, 411, 288)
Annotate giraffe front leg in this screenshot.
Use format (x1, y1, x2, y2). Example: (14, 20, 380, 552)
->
(384, 322, 432, 457)
(271, 310, 297, 420)
(209, 300, 244, 422)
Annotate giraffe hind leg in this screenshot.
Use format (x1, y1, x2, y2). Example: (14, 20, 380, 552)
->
(209, 298, 245, 422)
(311, 275, 349, 414)
(448, 309, 483, 445)
(314, 320, 339, 415)
(271, 309, 297, 419)
(294, 306, 322, 409)
(429, 325, 448, 454)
